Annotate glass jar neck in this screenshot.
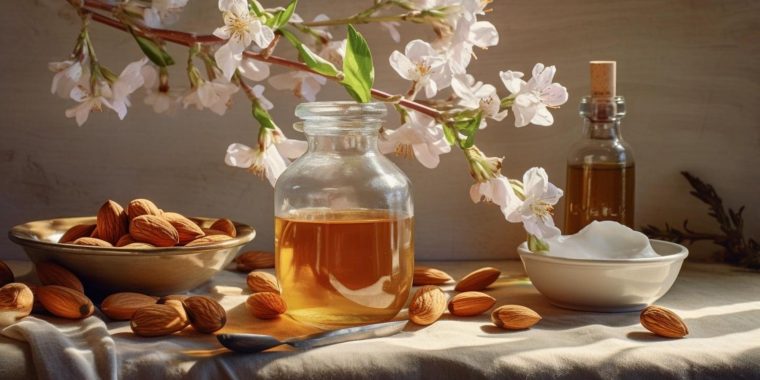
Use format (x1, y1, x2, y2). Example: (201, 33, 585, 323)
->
(305, 128, 380, 154)
(579, 96, 626, 140)
(295, 101, 388, 155)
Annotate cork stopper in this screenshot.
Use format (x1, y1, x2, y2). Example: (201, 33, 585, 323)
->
(590, 61, 616, 100)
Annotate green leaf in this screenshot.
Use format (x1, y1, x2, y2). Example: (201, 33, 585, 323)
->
(527, 235, 550, 252)
(442, 123, 456, 145)
(267, 0, 298, 29)
(340, 25, 374, 103)
(130, 31, 174, 67)
(454, 112, 482, 149)
(252, 101, 277, 130)
(279, 29, 340, 77)
(248, 0, 266, 17)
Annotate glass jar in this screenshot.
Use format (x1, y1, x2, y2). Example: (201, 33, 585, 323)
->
(274, 101, 414, 326)
(564, 96, 635, 234)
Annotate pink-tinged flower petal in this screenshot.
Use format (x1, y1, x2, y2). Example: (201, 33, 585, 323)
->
(541, 83, 569, 107)
(215, 42, 243, 81)
(225, 143, 256, 168)
(252, 85, 273, 110)
(238, 59, 270, 82)
(389, 51, 416, 81)
(499, 70, 525, 95)
(522, 167, 549, 196)
(380, 22, 401, 43)
(275, 139, 308, 159)
(469, 21, 499, 48)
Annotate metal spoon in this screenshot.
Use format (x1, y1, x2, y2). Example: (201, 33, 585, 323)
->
(217, 320, 407, 353)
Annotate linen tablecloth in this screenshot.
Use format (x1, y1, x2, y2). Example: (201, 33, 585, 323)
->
(1, 260, 759, 379)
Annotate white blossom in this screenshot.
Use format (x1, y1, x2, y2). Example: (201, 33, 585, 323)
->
(225, 128, 307, 186)
(500, 63, 568, 127)
(213, 0, 274, 80)
(380, 21, 401, 43)
(64, 82, 119, 126)
(251, 84, 273, 110)
(237, 58, 270, 82)
(268, 71, 326, 102)
(505, 167, 564, 239)
(141, 66, 180, 114)
(109, 58, 149, 118)
(470, 175, 519, 211)
(446, 17, 498, 75)
(143, 0, 188, 28)
(182, 78, 239, 115)
(389, 39, 448, 98)
(379, 111, 451, 169)
(225, 142, 288, 187)
(452, 74, 507, 128)
(49, 58, 86, 99)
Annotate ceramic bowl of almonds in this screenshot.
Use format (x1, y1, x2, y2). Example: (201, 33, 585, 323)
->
(8, 199, 256, 295)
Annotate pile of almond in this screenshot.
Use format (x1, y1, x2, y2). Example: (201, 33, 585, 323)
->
(410, 265, 542, 330)
(59, 198, 238, 248)
(1, 261, 96, 326)
(100, 292, 227, 337)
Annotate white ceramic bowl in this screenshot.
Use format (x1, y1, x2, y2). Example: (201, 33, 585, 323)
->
(517, 239, 688, 312)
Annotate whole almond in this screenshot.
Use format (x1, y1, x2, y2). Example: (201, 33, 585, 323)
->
(130, 215, 179, 247)
(491, 305, 541, 330)
(59, 224, 97, 244)
(413, 266, 453, 286)
(455, 267, 501, 291)
(163, 212, 205, 245)
(246, 292, 287, 319)
(97, 200, 128, 244)
(73, 237, 113, 247)
(100, 292, 158, 321)
(409, 285, 448, 326)
(448, 291, 496, 317)
(185, 234, 232, 247)
(115, 234, 136, 247)
(236, 251, 275, 271)
(0, 260, 14, 286)
(640, 305, 689, 338)
(246, 272, 280, 293)
(130, 304, 188, 337)
(127, 199, 162, 220)
(37, 285, 94, 319)
(35, 262, 84, 293)
(0, 283, 34, 326)
(182, 296, 227, 333)
(210, 218, 236, 237)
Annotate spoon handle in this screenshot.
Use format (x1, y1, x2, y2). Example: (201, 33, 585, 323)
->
(287, 320, 407, 349)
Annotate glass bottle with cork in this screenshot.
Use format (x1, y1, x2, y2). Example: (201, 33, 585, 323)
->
(564, 61, 635, 234)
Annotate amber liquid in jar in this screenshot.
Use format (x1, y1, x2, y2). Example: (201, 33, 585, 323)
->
(564, 163, 635, 234)
(275, 209, 413, 326)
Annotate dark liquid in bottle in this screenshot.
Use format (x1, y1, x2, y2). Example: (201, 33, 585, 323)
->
(564, 163, 635, 234)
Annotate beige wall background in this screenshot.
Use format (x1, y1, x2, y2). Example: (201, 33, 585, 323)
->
(1, 0, 758, 261)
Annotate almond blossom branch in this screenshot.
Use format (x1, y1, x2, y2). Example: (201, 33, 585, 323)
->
(73, 0, 442, 119)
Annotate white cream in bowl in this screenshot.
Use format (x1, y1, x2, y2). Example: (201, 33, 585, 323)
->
(517, 221, 689, 312)
(544, 221, 659, 260)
